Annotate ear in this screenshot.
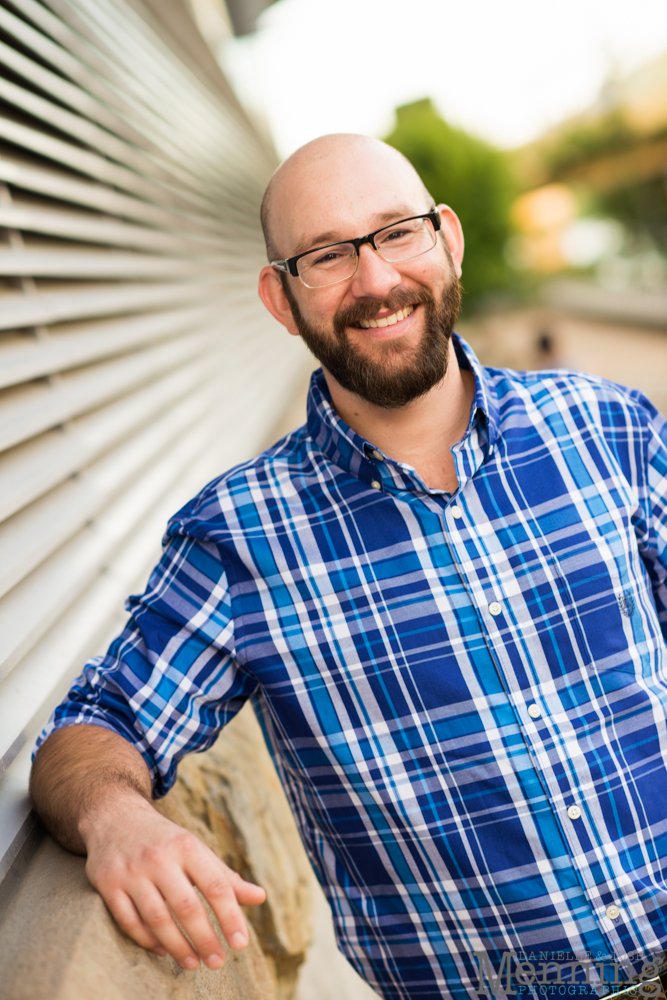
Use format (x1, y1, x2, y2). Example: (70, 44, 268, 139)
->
(258, 266, 300, 337)
(436, 205, 464, 278)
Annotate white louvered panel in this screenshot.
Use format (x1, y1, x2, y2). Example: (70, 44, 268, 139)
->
(0, 10, 252, 214)
(0, 373, 228, 605)
(0, 352, 229, 521)
(0, 327, 220, 452)
(5, 0, 272, 207)
(0, 3, 150, 148)
(0, 0, 305, 893)
(0, 0, 203, 168)
(0, 303, 221, 388)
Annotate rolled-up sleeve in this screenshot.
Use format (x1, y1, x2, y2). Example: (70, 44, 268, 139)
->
(33, 531, 256, 798)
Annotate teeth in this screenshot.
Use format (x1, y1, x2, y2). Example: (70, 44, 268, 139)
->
(358, 305, 414, 329)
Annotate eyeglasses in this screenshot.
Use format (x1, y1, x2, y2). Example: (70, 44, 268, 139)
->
(270, 209, 441, 288)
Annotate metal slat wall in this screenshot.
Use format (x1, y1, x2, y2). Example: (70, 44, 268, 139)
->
(0, 0, 299, 895)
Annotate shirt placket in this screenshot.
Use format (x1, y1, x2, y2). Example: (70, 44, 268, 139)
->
(440, 433, 645, 961)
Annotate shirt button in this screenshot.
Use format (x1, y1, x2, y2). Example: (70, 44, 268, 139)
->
(372, 450, 383, 461)
(527, 704, 541, 719)
(371, 480, 381, 490)
(606, 904, 620, 920)
(567, 805, 581, 820)
(451, 505, 463, 519)
(488, 602, 502, 617)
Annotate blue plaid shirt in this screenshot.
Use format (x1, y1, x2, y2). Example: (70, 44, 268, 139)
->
(38, 335, 667, 1000)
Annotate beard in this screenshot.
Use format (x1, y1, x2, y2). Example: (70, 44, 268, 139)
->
(282, 268, 462, 409)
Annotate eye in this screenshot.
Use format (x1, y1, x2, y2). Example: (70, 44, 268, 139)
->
(384, 227, 411, 242)
(313, 250, 345, 266)
(376, 221, 420, 246)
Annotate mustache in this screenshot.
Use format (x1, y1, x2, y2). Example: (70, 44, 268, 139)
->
(333, 287, 434, 332)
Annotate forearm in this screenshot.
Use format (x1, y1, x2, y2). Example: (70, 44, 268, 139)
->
(30, 724, 152, 854)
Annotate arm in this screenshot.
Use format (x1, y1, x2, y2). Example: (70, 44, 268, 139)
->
(30, 723, 266, 971)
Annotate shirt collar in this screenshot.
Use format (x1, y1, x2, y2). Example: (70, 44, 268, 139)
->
(306, 332, 500, 494)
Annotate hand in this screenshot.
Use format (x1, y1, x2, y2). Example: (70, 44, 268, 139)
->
(81, 789, 266, 970)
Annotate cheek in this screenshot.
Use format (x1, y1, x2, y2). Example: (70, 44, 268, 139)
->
(299, 292, 343, 333)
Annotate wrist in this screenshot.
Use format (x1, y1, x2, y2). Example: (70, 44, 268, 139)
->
(78, 781, 154, 848)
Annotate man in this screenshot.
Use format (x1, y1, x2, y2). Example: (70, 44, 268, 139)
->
(31, 134, 667, 1000)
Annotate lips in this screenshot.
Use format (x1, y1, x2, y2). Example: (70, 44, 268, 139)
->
(357, 304, 415, 329)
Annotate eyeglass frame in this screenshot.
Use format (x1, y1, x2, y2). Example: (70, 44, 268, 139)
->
(269, 208, 442, 285)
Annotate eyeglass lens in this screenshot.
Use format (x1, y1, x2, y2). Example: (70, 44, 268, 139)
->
(297, 216, 437, 288)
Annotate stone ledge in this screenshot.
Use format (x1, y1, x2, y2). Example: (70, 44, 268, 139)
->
(0, 705, 313, 1000)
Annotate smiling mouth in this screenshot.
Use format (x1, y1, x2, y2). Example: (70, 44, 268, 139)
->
(355, 304, 415, 329)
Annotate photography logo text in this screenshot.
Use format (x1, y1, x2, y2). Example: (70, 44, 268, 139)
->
(474, 951, 662, 998)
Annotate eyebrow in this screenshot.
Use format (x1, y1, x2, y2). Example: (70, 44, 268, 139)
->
(292, 205, 424, 257)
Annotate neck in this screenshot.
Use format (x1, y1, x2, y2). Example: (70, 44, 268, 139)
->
(323, 340, 475, 493)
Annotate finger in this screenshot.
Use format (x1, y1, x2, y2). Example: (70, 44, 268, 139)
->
(158, 868, 226, 969)
(132, 879, 202, 970)
(186, 855, 254, 952)
(226, 869, 267, 907)
(105, 889, 168, 956)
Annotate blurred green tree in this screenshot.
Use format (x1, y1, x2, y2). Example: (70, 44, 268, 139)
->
(384, 98, 518, 311)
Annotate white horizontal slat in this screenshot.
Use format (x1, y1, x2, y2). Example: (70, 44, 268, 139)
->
(0, 2, 266, 211)
(0, 34, 261, 218)
(0, 46, 261, 217)
(0, 432, 212, 720)
(0, 343, 306, 874)
(0, 279, 220, 332)
(0, 325, 219, 452)
(0, 156, 222, 234)
(0, 204, 220, 253)
(70, 0, 257, 161)
(0, 503, 174, 779)
(0, 248, 208, 279)
(0, 301, 220, 388)
(0, 33, 234, 207)
(2, 0, 191, 160)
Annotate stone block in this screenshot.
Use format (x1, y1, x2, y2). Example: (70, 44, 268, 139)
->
(0, 704, 313, 1000)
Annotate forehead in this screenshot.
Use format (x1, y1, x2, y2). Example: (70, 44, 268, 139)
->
(274, 143, 429, 255)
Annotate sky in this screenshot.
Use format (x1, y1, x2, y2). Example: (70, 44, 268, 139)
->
(219, 0, 667, 158)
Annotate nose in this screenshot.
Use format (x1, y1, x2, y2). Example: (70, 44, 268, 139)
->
(348, 242, 403, 299)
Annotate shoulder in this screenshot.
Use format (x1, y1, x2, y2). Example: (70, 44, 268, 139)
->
(487, 363, 663, 432)
(481, 365, 667, 488)
(165, 423, 323, 540)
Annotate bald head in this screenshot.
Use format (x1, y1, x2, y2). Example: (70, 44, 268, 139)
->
(260, 134, 432, 263)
